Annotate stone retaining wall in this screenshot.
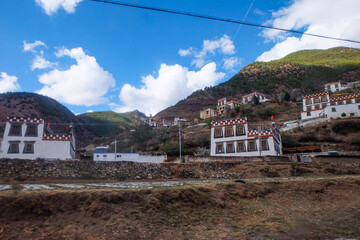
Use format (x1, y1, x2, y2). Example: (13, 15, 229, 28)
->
(0, 158, 288, 181)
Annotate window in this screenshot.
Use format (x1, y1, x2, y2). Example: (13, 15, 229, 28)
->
(226, 142, 235, 153)
(346, 99, 352, 104)
(216, 144, 224, 154)
(225, 126, 234, 137)
(358, 105, 360, 110)
(248, 141, 257, 151)
(337, 101, 343, 105)
(25, 124, 38, 137)
(306, 106, 311, 112)
(236, 125, 245, 136)
(214, 127, 223, 138)
(103, 155, 107, 157)
(307, 112, 311, 116)
(96, 155, 99, 157)
(314, 98, 320, 103)
(321, 104, 327, 109)
(260, 139, 269, 150)
(306, 99, 312, 105)
(8, 141, 20, 153)
(350, 113, 355, 116)
(116, 155, 121, 157)
(9, 124, 22, 136)
(237, 141, 246, 152)
(330, 101, 336, 106)
(355, 98, 360, 103)
(23, 142, 34, 154)
(321, 96, 327, 102)
(314, 105, 320, 110)
(332, 107, 336, 112)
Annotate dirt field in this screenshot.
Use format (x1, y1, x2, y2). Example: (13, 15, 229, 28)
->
(0, 176, 359, 240)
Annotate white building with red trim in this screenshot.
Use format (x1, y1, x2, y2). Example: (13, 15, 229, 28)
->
(301, 92, 329, 120)
(242, 92, 269, 104)
(301, 92, 360, 120)
(0, 117, 76, 160)
(210, 118, 282, 157)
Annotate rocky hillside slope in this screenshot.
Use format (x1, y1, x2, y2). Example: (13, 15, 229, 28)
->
(156, 47, 360, 120)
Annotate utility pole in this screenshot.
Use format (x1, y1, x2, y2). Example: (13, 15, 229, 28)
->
(114, 139, 117, 161)
(258, 126, 262, 156)
(179, 121, 182, 163)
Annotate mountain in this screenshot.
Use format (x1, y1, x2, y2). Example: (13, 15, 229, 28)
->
(77, 110, 147, 138)
(156, 47, 360, 120)
(0, 92, 97, 147)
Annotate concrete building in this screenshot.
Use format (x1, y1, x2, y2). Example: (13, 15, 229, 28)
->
(324, 81, 345, 92)
(200, 108, 217, 120)
(300, 92, 329, 120)
(242, 92, 269, 104)
(0, 116, 75, 160)
(93, 146, 166, 163)
(210, 118, 282, 157)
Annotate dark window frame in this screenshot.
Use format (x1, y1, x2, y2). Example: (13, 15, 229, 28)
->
(25, 124, 38, 137)
(23, 141, 35, 154)
(226, 142, 235, 153)
(225, 126, 234, 137)
(260, 139, 269, 151)
(236, 125, 245, 136)
(236, 141, 246, 152)
(248, 140, 257, 152)
(9, 124, 22, 136)
(214, 127, 223, 138)
(216, 143, 224, 154)
(8, 141, 20, 154)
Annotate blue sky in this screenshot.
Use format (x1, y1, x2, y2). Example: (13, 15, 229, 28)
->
(1, 0, 359, 116)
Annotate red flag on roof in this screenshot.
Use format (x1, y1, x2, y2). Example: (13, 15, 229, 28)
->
(271, 115, 274, 120)
(48, 123, 50, 127)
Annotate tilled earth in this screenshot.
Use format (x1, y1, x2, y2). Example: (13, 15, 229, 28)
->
(0, 175, 359, 239)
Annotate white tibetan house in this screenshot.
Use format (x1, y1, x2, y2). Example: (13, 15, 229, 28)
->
(93, 146, 166, 163)
(210, 118, 282, 157)
(0, 117, 76, 160)
(300, 92, 360, 120)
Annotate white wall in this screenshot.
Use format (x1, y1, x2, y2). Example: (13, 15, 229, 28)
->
(300, 109, 325, 120)
(325, 103, 360, 118)
(94, 153, 166, 163)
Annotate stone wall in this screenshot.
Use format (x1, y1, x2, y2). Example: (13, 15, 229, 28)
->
(0, 158, 287, 181)
(184, 155, 290, 163)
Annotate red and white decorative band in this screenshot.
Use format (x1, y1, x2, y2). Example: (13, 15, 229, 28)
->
(212, 118, 247, 127)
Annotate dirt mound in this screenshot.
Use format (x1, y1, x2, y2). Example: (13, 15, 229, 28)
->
(0, 177, 359, 239)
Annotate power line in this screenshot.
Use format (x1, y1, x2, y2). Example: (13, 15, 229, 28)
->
(87, 0, 360, 44)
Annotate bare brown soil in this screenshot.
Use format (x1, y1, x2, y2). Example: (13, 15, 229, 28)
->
(0, 176, 359, 239)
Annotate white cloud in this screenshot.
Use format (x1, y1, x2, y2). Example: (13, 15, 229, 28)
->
(35, 0, 83, 15)
(36, 47, 115, 106)
(23, 40, 46, 52)
(31, 54, 57, 70)
(117, 62, 225, 115)
(179, 35, 236, 68)
(87, 109, 93, 113)
(223, 57, 241, 71)
(0, 72, 20, 93)
(257, 0, 360, 62)
(178, 48, 193, 57)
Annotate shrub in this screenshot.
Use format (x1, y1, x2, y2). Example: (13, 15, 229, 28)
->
(341, 113, 347, 117)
